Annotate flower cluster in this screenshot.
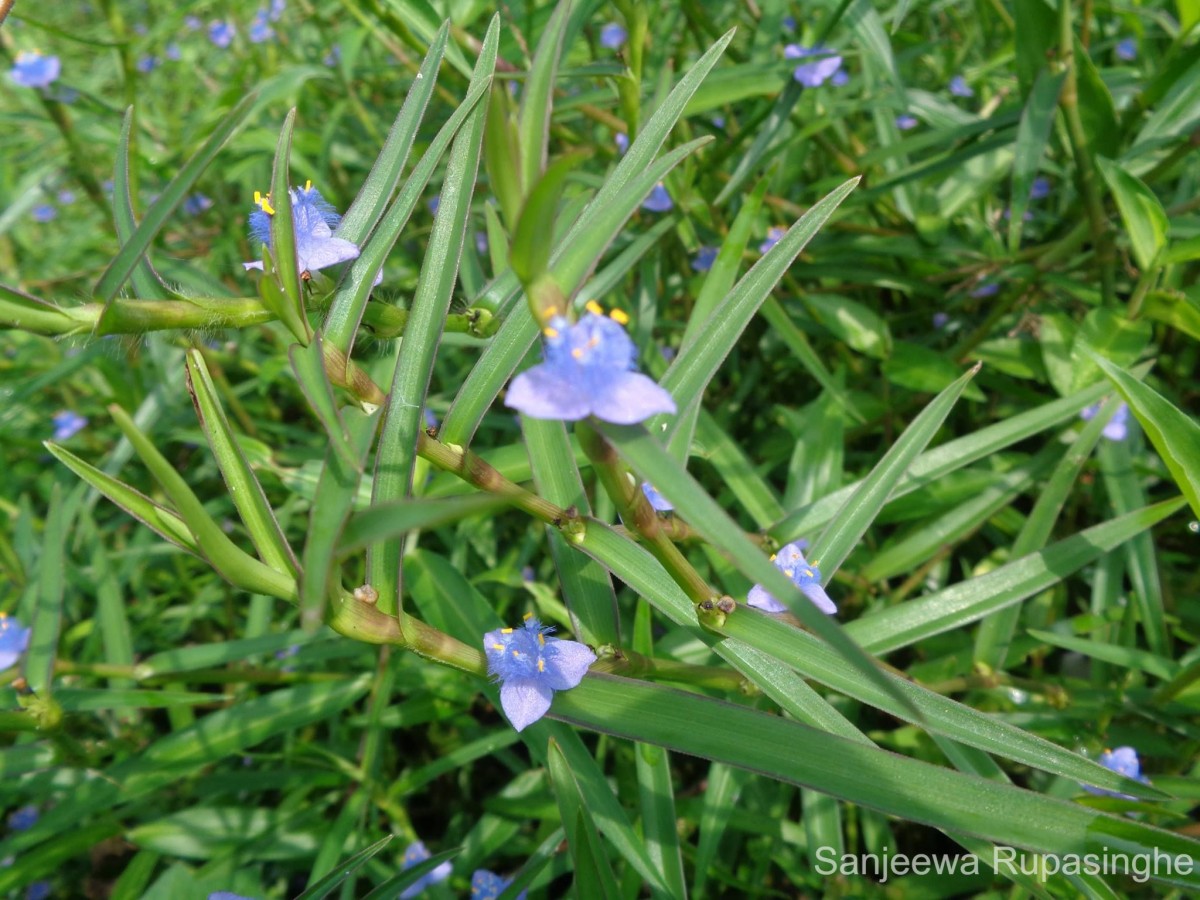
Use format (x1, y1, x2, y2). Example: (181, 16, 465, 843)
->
(747, 541, 837, 615)
(785, 44, 846, 88)
(243, 181, 361, 277)
(505, 304, 676, 424)
(483, 614, 596, 732)
(1083, 746, 1150, 799)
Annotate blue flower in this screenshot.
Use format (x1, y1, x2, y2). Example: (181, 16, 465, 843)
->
(1080, 401, 1130, 441)
(26, 883, 50, 900)
(243, 182, 361, 277)
(472, 869, 527, 900)
(641, 183, 672, 212)
(32, 204, 57, 223)
(269, 0, 287, 21)
(56, 190, 76, 205)
(614, 131, 629, 154)
(747, 541, 836, 615)
(208, 21, 236, 48)
(10, 50, 61, 88)
(759, 226, 786, 255)
(185, 16, 203, 30)
(895, 114, 918, 130)
(483, 614, 597, 731)
(183, 193, 213, 216)
(52, 410, 87, 440)
(423, 407, 439, 429)
(0, 614, 32, 671)
(475, 230, 489, 255)
(691, 246, 717, 272)
(1029, 176, 1051, 200)
(137, 55, 158, 73)
(249, 10, 274, 44)
(932, 311, 951, 330)
(165, 42, 182, 61)
(1083, 746, 1150, 798)
(782, 15, 797, 30)
(399, 840, 452, 899)
(208, 894, 257, 900)
(1115, 38, 1137, 61)
(427, 195, 440, 216)
(969, 280, 999, 298)
(7, 805, 38, 832)
(949, 75, 973, 98)
(784, 45, 844, 88)
(711, 114, 725, 128)
(505, 306, 677, 424)
(642, 483, 673, 512)
(599, 22, 627, 50)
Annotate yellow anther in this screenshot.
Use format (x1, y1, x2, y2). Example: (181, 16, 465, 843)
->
(545, 305, 559, 317)
(810, 559, 820, 567)
(537, 658, 545, 672)
(587, 336, 599, 348)
(783, 568, 795, 578)
(543, 327, 559, 338)
(512, 650, 521, 658)
(523, 612, 533, 620)
(571, 348, 584, 359)
(305, 179, 312, 191)
(769, 554, 777, 561)
(609, 308, 630, 325)
(253, 191, 275, 215)
(802, 568, 813, 579)
(491, 643, 505, 651)
(501, 627, 513, 634)
(537, 633, 545, 646)
(585, 300, 604, 316)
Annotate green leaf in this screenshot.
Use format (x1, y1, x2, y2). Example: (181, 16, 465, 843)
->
(517, 0, 572, 195)
(1142, 289, 1200, 343)
(1008, 69, 1066, 252)
(339, 494, 511, 554)
(883, 341, 986, 400)
(511, 152, 589, 285)
(1070, 308, 1153, 393)
(1096, 157, 1170, 271)
(293, 836, 395, 900)
(1073, 37, 1120, 158)
(185, 350, 299, 578)
(548, 740, 622, 900)
(1090, 354, 1200, 521)
(24, 483, 65, 695)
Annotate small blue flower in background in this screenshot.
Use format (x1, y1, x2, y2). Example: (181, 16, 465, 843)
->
(483, 614, 597, 731)
(505, 305, 677, 424)
(249, 10, 275, 44)
(895, 113, 918, 130)
(165, 42, 182, 61)
(7, 805, 38, 831)
(26, 883, 51, 900)
(472, 869, 527, 900)
(642, 483, 673, 512)
(427, 195, 440, 216)
(784, 44, 844, 88)
(1029, 176, 1051, 200)
(641, 183, 673, 212)
(932, 311, 951, 330)
(133, 23, 149, 36)
(782, 14, 797, 30)
(10, 50, 61, 88)
(52, 410, 88, 440)
(183, 193, 213, 216)
(1115, 38, 1137, 61)
(269, 0, 287, 21)
(474, 230, 489, 255)
(398, 841, 453, 899)
(747, 541, 836, 615)
(136, 55, 158, 73)
(56, 189, 76, 205)
(970, 280, 999, 298)
(243, 182, 361, 276)
(208, 893, 257, 900)
(711, 114, 725, 128)
(323, 46, 342, 67)
(599, 22, 627, 50)
(759, 225, 786, 255)
(1080, 401, 1130, 441)
(1083, 746, 1150, 798)
(0, 614, 32, 671)
(614, 131, 629, 154)
(949, 74, 974, 98)
(185, 15, 203, 30)
(32, 204, 57, 223)
(208, 21, 236, 49)
(521, 565, 536, 582)
(423, 408, 439, 430)
(691, 246, 717, 272)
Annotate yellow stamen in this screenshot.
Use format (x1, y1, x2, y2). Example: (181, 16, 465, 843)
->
(523, 612, 533, 621)
(512, 650, 521, 658)
(783, 568, 795, 578)
(537, 659, 545, 672)
(492, 643, 505, 651)
(802, 569, 813, 579)
(585, 300, 604, 316)
(305, 179, 312, 191)
(810, 559, 820, 567)
(253, 191, 275, 215)
(543, 327, 559, 338)
(609, 309, 629, 325)
(501, 627, 513, 634)
(537, 633, 545, 646)
(545, 304, 559, 317)
(571, 348, 584, 359)
(769, 554, 777, 561)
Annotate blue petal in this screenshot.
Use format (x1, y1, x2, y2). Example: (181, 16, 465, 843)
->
(747, 584, 787, 613)
(800, 581, 837, 615)
(298, 235, 360, 273)
(588, 372, 676, 424)
(542, 639, 596, 691)
(500, 678, 554, 731)
(506, 365, 594, 421)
